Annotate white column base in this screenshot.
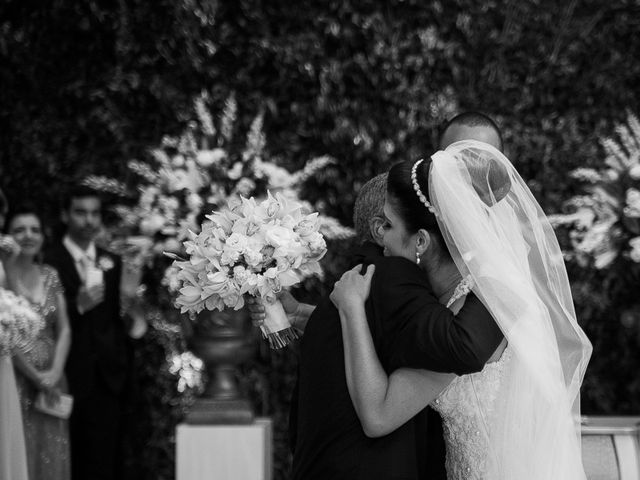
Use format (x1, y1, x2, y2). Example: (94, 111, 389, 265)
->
(176, 418, 272, 480)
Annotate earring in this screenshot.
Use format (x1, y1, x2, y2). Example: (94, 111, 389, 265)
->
(416, 250, 421, 265)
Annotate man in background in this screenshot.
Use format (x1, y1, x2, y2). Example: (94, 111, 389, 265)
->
(45, 186, 133, 480)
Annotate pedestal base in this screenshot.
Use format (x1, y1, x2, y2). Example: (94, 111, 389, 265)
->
(176, 418, 272, 480)
(185, 398, 254, 425)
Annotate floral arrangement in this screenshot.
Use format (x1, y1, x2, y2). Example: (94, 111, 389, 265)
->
(171, 192, 326, 348)
(0, 287, 44, 355)
(549, 112, 640, 269)
(84, 91, 352, 329)
(85, 91, 352, 266)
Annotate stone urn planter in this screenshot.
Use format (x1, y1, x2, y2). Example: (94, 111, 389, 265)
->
(185, 307, 257, 424)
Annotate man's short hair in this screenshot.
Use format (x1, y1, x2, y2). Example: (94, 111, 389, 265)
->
(439, 111, 503, 150)
(62, 185, 102, 211)
(353, 173, 388, 243)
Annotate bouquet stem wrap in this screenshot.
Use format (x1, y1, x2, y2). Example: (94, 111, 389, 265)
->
(259, 298, 298, 349)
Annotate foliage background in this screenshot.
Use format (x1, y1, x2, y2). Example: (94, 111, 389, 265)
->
(1, 0, 639, 478)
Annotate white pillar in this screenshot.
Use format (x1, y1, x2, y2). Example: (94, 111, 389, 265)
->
(176, 418, 273, 480)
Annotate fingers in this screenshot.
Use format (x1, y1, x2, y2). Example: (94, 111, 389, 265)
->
(364, 264, 376, 281)
(245, 297, 266, 326)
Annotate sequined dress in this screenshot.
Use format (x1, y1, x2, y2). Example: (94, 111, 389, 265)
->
(15, 265, 70, 480)
(430, 277, 511, 480)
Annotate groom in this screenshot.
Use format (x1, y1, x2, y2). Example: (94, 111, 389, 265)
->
(289, 112, 504, 480)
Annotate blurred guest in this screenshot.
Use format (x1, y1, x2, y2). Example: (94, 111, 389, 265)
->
(4, 204, 71, 480)
(44, 186, 134, 480)
(0, 189, 29, 480)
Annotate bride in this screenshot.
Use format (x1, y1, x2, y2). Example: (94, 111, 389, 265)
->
(330, 140, 592, 479)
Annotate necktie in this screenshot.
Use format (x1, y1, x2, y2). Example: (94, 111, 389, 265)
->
(79, 254, 93, 284)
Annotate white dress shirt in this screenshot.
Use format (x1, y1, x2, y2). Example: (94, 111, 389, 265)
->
(63, 236, 103, 314)
(62, 235, 97, 282)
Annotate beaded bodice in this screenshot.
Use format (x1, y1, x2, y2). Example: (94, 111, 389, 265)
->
(20, 265, 63, 370)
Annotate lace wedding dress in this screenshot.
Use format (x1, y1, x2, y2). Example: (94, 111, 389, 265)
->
(426, 141, 590, 480)
(431, 276, 511, 480)
(431, 347, 512, 479)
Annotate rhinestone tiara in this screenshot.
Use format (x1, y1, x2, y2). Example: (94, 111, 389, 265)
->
(411, 159, 436, 214)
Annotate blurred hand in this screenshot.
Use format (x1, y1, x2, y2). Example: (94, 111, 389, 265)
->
(121, 262, 144, 297)
(77, 283, 105, 313)
(125, 297, 148, 339)
(0, 234, 20, 262)
(36, 369, 63, 399)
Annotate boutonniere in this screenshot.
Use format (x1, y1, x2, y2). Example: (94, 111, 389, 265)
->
(97, 255, 115, 272)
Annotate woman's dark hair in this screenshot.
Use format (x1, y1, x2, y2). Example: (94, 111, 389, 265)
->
(387, 159, 447, 250)
(3, 203, 44, 234)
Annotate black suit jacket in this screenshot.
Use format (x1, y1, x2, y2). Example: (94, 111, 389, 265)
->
(45, 242, 129, 399)
(290, 243, 503, 480)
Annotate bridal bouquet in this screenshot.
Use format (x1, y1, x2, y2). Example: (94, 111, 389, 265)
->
(170, 192, 327, 348)
(0, 287, 44, 355)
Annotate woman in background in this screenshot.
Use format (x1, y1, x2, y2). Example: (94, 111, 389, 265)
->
(4, 204, 71, 480)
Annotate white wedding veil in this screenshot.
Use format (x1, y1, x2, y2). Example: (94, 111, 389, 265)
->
(428, 140, 592, 479)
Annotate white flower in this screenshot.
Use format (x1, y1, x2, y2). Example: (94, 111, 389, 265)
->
(629, 165, 640, 179)
(225, 232, 249, 253)
(196, 148, 226, 168)
(235, 177, 256, 196)
(295, 214, 320, 236)
(233, 265, 250, 284)
(264, 225, 297, 249)
(228, 162, 244, 180)
(97, 256, 115, 271)
(0, 288, 45, 354)
(186, 192, 204, 212)
(629, 237, 640, 262)
(624, 188, 640, 218)
(140, 212, 167, 236)
(306, 231, 327, 254)
(172, 155, 186, 168)
(243, 248, 263, 267)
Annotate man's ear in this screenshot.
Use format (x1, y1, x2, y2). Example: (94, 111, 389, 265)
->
(416, 228, 431, 256)
(370, 216, 386, 246)
(61, 210, 69, 226)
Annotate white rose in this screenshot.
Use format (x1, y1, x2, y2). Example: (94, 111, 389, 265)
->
(204, 271, 229, 294)
(226, 232, 249, 252)
(265, 225, 297, 248)
(221, 247, 241, 266)
(243, 248, 263, 267)
(233, 265, 250, 285)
